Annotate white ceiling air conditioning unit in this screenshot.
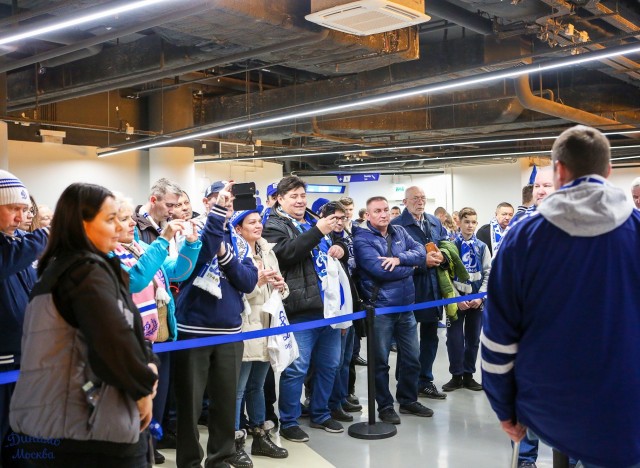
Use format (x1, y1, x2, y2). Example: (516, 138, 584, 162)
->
(306, 0, 430, 36)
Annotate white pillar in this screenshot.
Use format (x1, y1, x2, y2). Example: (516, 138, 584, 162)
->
(148, 146, 195, 199)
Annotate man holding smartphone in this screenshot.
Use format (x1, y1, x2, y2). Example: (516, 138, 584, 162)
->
(263, 176, 347, 443)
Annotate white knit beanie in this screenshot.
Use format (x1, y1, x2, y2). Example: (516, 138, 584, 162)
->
(0, 170, 30, 206)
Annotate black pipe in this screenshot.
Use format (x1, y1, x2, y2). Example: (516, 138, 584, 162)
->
(427, 0, 494, 35)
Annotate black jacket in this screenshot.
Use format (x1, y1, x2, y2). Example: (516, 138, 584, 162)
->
(476, 224, 493, 253)
(262, 208, 346, 323)
(133, 205, 160, 245)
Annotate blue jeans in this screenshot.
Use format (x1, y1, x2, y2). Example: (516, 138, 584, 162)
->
(515, 434, 539, 463)
(235, 360, 271, 430)
(329, 327, 354, 410)
(445, 308, 483, 376)
(374, 311, 420, 410)
(279, 325, 341, 428)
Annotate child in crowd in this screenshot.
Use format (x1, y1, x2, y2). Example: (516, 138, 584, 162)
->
(442, 207, 491, 393)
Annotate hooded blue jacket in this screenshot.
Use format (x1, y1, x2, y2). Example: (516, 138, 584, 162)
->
(353, 222, 425, 308)
(482, 176, 640, 467)
(0, 229, 48, 366)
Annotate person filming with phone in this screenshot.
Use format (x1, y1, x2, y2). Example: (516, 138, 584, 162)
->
(262, 176, 348, 443)
(173, 181, 258, 468)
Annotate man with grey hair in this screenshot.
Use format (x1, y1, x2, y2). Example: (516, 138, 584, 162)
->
(134, 177, 183, 244)
(631, 177, 640, 209)
(482, 125, 640, 467)
(392, 186, 449, 400)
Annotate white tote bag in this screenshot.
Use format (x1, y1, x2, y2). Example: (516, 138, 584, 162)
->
(323, 257, 353, 329)
(263, 290, 299, 373)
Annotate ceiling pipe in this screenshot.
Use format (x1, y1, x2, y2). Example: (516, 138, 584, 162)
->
(426, 0, 494, 35)
(7, 29, 330, 111)
(514, 74, 635, 131)
(0, 2, 214, 73)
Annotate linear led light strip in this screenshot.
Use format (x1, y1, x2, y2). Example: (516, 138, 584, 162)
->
(98, 42, 640, 158)
(339, 143, 640, 167)
(194, 129, 639, 163)
(0, 0, 171, 46)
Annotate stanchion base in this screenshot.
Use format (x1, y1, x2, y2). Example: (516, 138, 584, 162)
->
(348, 422, 397, 440)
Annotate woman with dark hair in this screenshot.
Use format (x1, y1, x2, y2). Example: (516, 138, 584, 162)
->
(8, 183, 159, 468)
(17, 195, 38, 232)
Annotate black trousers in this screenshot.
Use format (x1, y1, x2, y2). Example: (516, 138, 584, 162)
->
(174, 341, 243, 468)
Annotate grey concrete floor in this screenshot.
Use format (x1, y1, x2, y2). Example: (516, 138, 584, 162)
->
(161, 328, 554, 467)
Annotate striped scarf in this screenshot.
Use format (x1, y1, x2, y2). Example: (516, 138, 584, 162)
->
(113, 242, 171, 341)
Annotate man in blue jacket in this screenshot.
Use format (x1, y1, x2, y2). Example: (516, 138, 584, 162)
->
(482, 125, 640, 468)
(174, 182, 258, 468)
(354, 196, 434, 424)
(0, 170, 49, 462)
(391, 186, 448, 400)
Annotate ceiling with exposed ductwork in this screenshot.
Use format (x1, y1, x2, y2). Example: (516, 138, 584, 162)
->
(0, 0, 639, 175)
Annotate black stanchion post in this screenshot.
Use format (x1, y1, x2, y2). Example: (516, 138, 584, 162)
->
(348, 304, 397, 440)
(552, 449, 569, 468)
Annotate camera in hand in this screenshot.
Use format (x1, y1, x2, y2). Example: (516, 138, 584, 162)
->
(232, 182, 257, 211)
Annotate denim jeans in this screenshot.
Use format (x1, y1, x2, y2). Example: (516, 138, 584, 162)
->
(513, 433, 539, 463)
(278, 325, 341, 427)
(445, 308, 482, 376)
(329, 326, 354, 410)
(235, 360, 271, 430)
(374, 311, 420, 410)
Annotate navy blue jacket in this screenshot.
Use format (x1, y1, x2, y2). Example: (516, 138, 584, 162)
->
(175, 205, 258, 337)
(0, 229, 49, 366)
(353, 222, 425, 309)
(391, 209, 446, 321)
(482, 210, 640, 467)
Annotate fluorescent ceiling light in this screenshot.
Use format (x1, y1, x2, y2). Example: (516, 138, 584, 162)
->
(0, 0, 171, 46)
(98, 41, 640, 158)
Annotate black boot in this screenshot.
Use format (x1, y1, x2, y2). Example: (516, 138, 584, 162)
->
(463, 373, 483, 391)
(251, 428, 288, 459)
(442, 375, 464, 392)
(227, 430, 253, 468)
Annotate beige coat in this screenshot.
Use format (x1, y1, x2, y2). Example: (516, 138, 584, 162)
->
(242, 237, 289, 362)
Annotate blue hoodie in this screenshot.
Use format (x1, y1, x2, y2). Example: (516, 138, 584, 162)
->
(482, 176, 640, 467)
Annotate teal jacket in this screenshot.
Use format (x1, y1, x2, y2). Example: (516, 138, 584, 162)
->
(110, 236, 201, 341)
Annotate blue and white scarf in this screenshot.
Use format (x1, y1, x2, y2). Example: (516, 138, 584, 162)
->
(454, 232, 482, 294)
(276, 206, 331, 300)
(489, 218, 505, 256)
(193, 222, 250, 298)
(139, 207, 165, 235)
(560, 175, 604, 190)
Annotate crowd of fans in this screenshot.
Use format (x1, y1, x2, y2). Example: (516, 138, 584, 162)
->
(0, 125, 638, 468)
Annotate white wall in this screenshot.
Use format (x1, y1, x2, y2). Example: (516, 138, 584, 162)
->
(451, 162, 523, 225)
(9, 141, 149, 207)
(193, 160, 283, 213)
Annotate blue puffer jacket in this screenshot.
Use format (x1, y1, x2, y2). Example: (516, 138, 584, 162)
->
(0, 229, 49, 366)
(391, 209, 447, 321)
(110, 236, 202, 341)
(353, 222, 426, 308)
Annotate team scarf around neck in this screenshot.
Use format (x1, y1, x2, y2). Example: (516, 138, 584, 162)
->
(113, 242, 171, 340)
(560, 175, 605, 190)
(193, 221, 250, 298)
(138, 206, 167, 235)
(276, 206, 332, 300)
(454, 232, 482, 293)
(489, 217, 505, 255)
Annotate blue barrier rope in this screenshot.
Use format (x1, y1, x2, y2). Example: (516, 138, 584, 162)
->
(0, 292, 486, 385)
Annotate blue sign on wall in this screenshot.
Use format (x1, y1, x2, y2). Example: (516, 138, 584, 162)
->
(336, 173, 380, 183)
